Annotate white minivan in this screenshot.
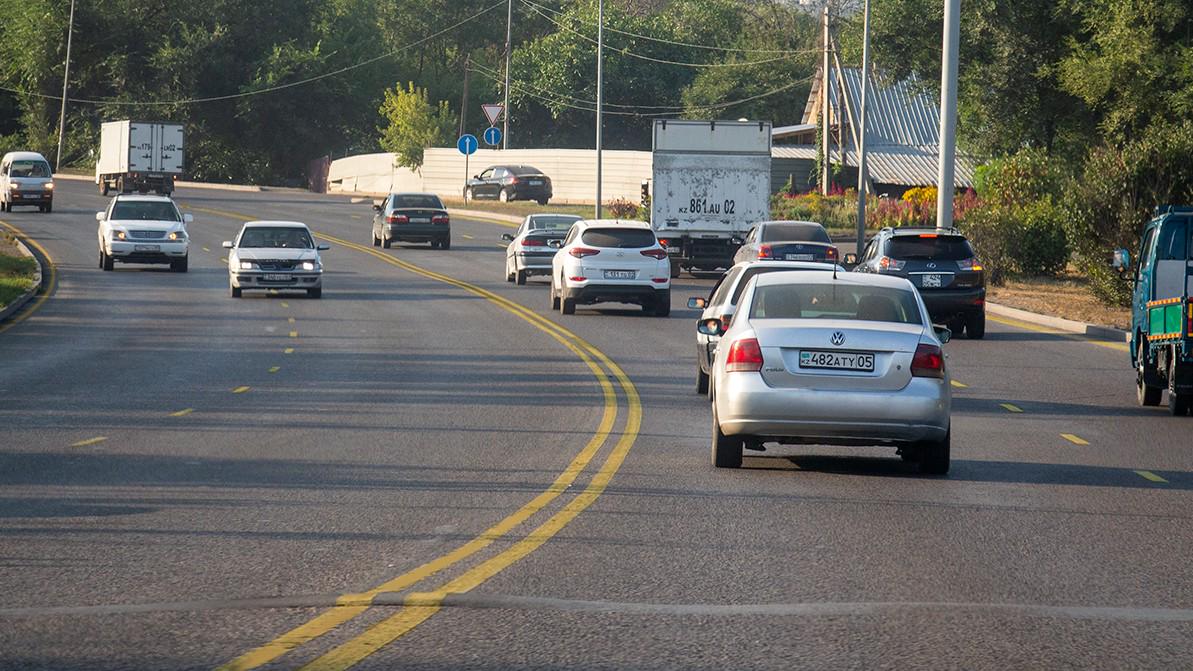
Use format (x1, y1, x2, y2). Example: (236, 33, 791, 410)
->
(0, 151, 54, 213)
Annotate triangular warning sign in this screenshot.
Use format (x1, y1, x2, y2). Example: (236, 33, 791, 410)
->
(482, 104, 504, 126)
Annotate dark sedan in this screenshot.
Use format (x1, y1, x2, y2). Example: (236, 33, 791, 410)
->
(731, 220, 839, 265)
(372, 193, 451, 249)
(466, 165, 552, 205)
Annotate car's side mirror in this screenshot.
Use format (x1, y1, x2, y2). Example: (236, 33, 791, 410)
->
(843, 253, 858, 266)
(317, 243, 330, 251)
(95, 211, 105, 221)
(501, 233, 514, 242)
(731, 237, 744, 245)
(933, 326, 952, 344)
(548, 240, 562, 249)
(1111, 248, 1131, 274)
(222, 241, 233, 249)
(697, 318, 724, 336)
(183, 213, 194, 224)
(372, 203, 382, 212)
(688, 297, 707, 310)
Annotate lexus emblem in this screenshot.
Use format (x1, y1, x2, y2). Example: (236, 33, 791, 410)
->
(927, 262, 937, 269)
(830, 331, 846, 346)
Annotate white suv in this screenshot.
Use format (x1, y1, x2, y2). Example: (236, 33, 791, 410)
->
(97, 195, 191, 272)
(549, 219, 671, 316)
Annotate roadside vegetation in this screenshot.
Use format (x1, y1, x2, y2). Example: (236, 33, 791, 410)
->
(0, 232, 36, 311)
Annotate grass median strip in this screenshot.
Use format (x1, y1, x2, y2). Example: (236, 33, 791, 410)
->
(0, 221, 56, 336)
(986, 314, 1129, 353)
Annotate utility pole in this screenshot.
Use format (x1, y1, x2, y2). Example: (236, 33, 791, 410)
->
(855, 0, 872, 249)
(459, 54, 471, 138)
(54, 0, 76, 172)
(820, 5, 831, 195)
(935, 0, 960, 230)
(503, 0, 513, 150)
(595, 0, 604, 218)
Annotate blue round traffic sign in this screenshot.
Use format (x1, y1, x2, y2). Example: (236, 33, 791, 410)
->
(483, 127, 502, 146)
(457, 134, 478, 155)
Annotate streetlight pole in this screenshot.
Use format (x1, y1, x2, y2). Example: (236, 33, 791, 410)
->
(935, 0, 960, 231)
(55, 0, 76, 172)
(855, 0, 871, 250)
(503, 0, 512, 150)
(595, 0, 604, 218)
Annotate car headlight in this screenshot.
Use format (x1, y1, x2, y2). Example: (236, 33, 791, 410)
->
(113, 230, 126, 240)
(239, 260, 255, 270)
(168, 231, 186, 241)
(44, 182, 53, 190)
(301, 261, 317, 271)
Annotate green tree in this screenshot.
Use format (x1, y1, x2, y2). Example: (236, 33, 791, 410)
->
(379, 82, 456, 170)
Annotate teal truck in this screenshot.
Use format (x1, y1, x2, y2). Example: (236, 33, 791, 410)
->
(1118, 205, 1193, 415)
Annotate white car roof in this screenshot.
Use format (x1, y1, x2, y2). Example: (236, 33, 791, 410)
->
(113, 194, 175, 203)
(575, 219, 652, 230)
(3, 151, 49, 163)
(730, 260, 844, 272)
(752, 270, 915, 290)
(241, 221, 311, 229)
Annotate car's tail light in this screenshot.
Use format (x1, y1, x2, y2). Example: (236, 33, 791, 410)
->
(1188, 301, 1192, 336)
(879, 256, 906, 271)
(569, 275, 586, 282)
(911, 343, 945, 378)
(386, 214, 409, 224)
(758, 244, 773, 259)
(658, 238, 670, 247)
(569, 247, 600, 258)
(522, 238, 546, 247)
(726, 338, 764, 372)
(826, 246, 839, 260)
(640, 248, 668, 260)
(957, 257, 983, 272)
(651, 278, 668, 283)
(432, 214, 449, 225)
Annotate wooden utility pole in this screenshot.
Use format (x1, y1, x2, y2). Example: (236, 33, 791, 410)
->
(459, 54, 471, 138)
(820, 6, 831, 195)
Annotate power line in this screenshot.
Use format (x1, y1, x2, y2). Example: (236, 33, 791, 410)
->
(0, 1, 507, 106)
(521, 0, 815, 55)
(470, 61, 689, 110)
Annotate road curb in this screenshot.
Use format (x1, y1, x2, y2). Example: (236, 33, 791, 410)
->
(986, 301, 1129, 343)
(0, 235, 43, 324)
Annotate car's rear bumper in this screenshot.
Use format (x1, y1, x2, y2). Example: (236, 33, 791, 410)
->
(231, 271, 323, 290)
(385, 224, 449, 242)
(109, 240, 188, 263)
(511, 185, 552, 200)
(516, 251, 557, 274)
(920, 287, 986, 320)
(7, 192, 52, 205)
(562, 283, 669, 305)
(715, 372, 950, 444)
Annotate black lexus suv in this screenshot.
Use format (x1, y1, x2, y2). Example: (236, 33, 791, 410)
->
(850, 226, 986, 338)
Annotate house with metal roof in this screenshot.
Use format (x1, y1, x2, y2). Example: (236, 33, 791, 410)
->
(770, 66, 977, 198)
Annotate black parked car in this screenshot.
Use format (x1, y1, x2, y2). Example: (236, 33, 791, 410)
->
(466, 165, 552, 205)
(372, 192, 451, 249)
(849, 226, 986, 338)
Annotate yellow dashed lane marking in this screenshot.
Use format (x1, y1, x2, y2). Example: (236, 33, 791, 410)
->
(284, 347, 295, 354)
(1060, 433, 1089, 445)
(289, 331, 298, 338)
(288, 317, 296, 324)
(232, 386, 251, 394)
(1135, 470, 1168, 483)
(268, 366, 280, 373)
(169, 408, 194, 417)
(202, 247, 211, 252)
(281, 302, 290, 308)
(950, 380, 968, 388)
(461, 234, 474, 240)
(1000, 403, 1024, 413)
(70, 436, 107, 448)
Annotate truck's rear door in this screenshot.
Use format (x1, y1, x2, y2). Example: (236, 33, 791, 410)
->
(127, 123, 155, 173)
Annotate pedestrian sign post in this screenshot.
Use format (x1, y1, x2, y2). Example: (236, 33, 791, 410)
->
(457, 134, 479, 199)
(483, 127, 502, 147)
(482, 104, 504, 127)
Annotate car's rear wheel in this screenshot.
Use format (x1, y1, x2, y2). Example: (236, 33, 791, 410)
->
(550, 283, 561, 310)
(505, 260, 515, 282)
(100, 181, 109, 196)
(308, 288, 322, 299)
(696, 366, 709, 395)
(439, 237, 451, 250)
(515, 269, 527, 285)
(653, 291, 671, 317)
(1138, 342, 1163, 406)
(965, 311, 985, 339)
(918, 430, 951, 475)
(1168, 357, 1191, 416)
(537, 198, 549, 206)
(670, 260, 681, 279)
(711, 400, 743, 469)
(171, 255, 188, 273)
(561, 296, 576, 315)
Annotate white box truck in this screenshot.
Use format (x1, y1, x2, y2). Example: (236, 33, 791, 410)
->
(95, 120, 184, 195)
(650, 119, 771, 275)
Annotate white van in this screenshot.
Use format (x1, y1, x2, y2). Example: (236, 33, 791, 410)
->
(0, 152, 54, 213)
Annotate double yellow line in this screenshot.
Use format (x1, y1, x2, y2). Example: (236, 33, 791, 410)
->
(187, 207, 641, 671)
(0, 220, 56, 335)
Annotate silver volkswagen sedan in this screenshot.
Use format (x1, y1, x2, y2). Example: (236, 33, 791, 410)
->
(502, 213, 582, 284)
(703, 271, 952, 473)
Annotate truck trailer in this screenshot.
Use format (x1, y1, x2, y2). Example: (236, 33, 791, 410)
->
(649, 119, 772, 276)
(95, 121, 185, 196)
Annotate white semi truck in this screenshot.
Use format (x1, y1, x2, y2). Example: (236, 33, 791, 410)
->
(95, 120, 185, 195)
(650, 119, 772, 276)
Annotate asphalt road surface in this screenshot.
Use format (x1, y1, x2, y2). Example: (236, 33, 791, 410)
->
(1, 179, 1191, 670)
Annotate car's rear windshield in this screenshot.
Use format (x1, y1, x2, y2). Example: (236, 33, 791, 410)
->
(392, 195, 443, 209)
(761, 223, 831, 243)
(749, 284, 923, 325)
(529, 216, 579, 232)
(581, 228, 656, 248)
(111, 201, 180, 222)
(886, 234, 973, 260)
(508, 166, 544, 176)
(730, 266, 828, 305)
(1156, 219, 1189, 260)
(239, 227, 314, 249)
(9, 160, 51, 178)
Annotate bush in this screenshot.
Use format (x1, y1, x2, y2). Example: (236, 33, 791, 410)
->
(606, 198, 644, 220)
(961, 198, 1069, 285)
(770, 190, 856, 230)
(901, 186, 938, 208)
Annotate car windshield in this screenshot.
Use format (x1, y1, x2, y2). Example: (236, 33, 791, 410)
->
(111, 201, 180, 222)
(392, 195, 443, 209)
(239, 227, 314, 248)
(509, 166, 544, 176)
(730, 266, 829, 305)
(750, 283, 923, 325)
(529, 216, 580, 232)
(1155, 219, 1189, 261)
(581, 228, 656, 248)
(760, 223, 830, 243)
(887, 235, 974, 260)
(9, 160, 51, 178)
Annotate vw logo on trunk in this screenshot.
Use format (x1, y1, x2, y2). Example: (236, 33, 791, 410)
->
(830, 331, 846, 346)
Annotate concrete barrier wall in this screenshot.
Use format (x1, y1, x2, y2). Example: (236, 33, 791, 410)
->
(328, 148, 652, 203)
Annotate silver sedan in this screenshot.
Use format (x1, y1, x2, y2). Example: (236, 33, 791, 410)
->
(502, 213, 582, 284)
(703, 271, 952, 473)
